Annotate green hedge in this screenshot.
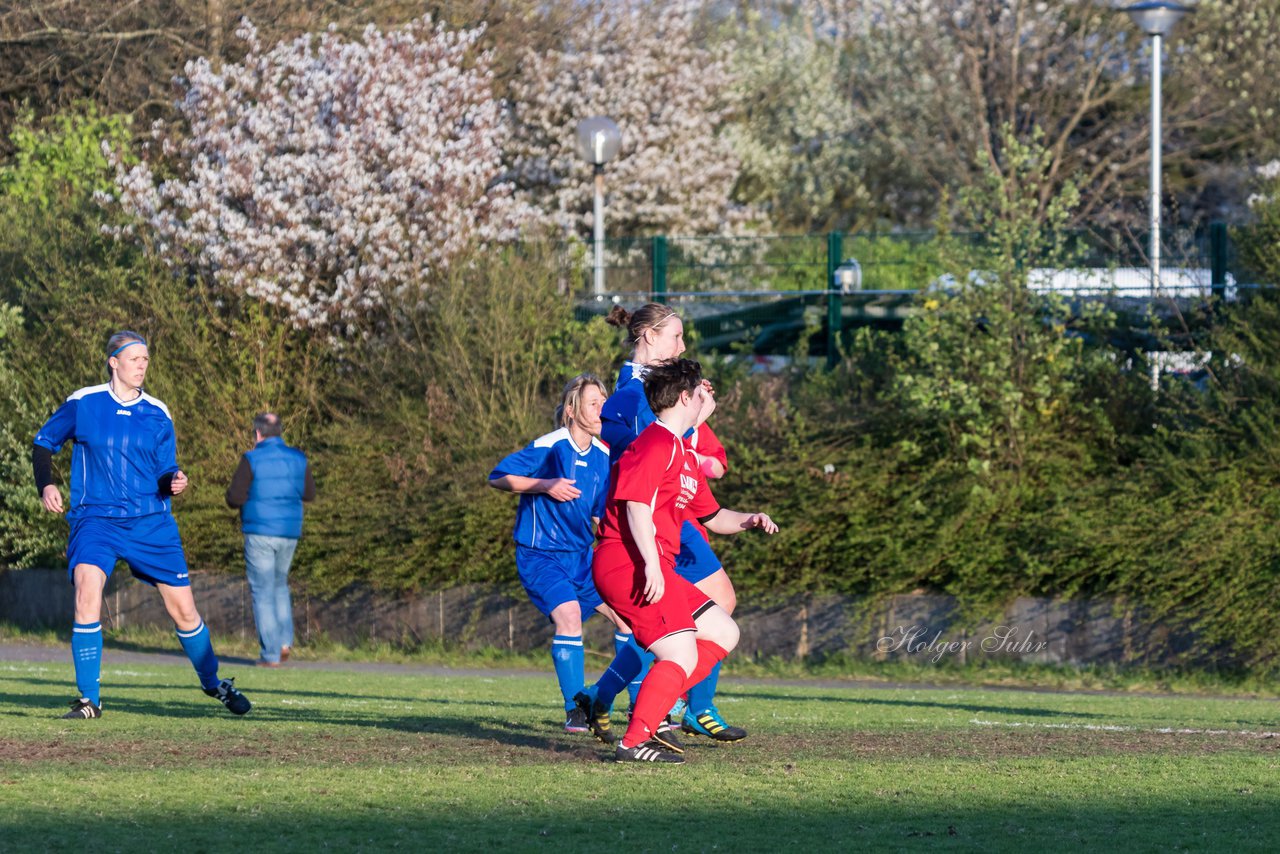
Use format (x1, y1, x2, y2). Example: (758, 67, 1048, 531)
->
(5, 110, 1280, 672)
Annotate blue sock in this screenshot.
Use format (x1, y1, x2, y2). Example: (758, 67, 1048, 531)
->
(594, 635, 643, 709)
(686, 660, 722, 715)
(176, 621, 220, 690)
(628, 639, 653, 708)
(71, 621, 102, 706)
(551, 635, 585, 710)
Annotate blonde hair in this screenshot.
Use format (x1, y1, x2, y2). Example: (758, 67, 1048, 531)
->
(554, 373, 606, 429)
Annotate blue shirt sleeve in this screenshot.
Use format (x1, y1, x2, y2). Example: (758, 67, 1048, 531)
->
(600, 381, 655, 465)
(33, 397, 77, 452)
(490, 441, 551, 480)
(153, 414, 179, 478)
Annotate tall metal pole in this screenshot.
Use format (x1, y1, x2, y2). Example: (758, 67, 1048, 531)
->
(1149, 32, 1162, 297)
(593, 164, 605, 296)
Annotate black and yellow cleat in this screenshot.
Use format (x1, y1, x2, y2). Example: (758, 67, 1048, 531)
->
(683, 706, 747, 742)
(574, 690, 615, 744)
(652, 716, 684, 753)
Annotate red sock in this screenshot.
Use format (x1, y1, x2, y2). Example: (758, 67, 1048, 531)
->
(683, 640, 729, 692)
(620, 659, 686, 748)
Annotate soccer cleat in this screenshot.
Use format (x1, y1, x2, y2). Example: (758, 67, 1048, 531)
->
(574, 690, 615, 744)
(204, 678, 252, 715)
(564, 706, 589, 733)
(615, 740, 684, 764)
(683, 706, 747, 742)
(653, 716, 684, 754)
(62, 698, 102, 719)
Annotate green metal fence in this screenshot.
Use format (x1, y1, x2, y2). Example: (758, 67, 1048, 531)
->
(565, 224, 1238, 296)
(566, 224, 1243, 364)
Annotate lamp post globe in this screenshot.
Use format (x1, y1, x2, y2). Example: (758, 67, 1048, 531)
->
(575, 116, 621, 166)
(1124, 1, 1191, 37)
(575, 117, 622, 297)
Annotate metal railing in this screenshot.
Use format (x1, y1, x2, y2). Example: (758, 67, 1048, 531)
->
(562, 224, 1244, 365)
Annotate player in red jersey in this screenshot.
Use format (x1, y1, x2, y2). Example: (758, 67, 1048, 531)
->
(591, 358, 777, 764)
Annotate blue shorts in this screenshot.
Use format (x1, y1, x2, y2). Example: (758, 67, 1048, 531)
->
(675, 522, 722, 584)
(515, 544, 604, 619)
(67, 513, 190, 587)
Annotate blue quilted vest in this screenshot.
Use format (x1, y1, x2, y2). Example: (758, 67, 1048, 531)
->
(241, 437, 309, 538)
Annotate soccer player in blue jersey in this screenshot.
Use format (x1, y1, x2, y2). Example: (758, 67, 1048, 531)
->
(488, 373, 636, 733)
(595, 302, 749, 742)
(32, 330, 251, 719)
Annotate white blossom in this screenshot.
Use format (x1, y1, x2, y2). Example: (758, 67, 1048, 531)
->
(112, 16, 531, 330)
(506, 1, 758, 243)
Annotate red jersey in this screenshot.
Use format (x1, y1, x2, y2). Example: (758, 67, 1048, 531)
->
(597, 420, 720, 569)
(689, 423, 728, 472)
(685, 424, 727, 540)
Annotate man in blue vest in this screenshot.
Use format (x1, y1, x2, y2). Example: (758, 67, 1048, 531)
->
(225, 412, 316, 667)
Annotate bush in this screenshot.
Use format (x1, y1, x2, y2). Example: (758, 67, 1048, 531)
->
(9, 106, 1280, 673)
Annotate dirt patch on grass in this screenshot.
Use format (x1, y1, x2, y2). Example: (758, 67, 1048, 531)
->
(737, 727, 1280, 763)
(0, 730, 603, 768)
(2, 725, 1275, 769)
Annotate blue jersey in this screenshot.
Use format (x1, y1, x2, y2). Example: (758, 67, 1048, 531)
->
(600, 361, 654, 466)
(490, 427, 610, 552)
(34, 384, 180, 520)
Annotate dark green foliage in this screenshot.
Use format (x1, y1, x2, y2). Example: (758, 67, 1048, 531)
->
(6, 107, 1280, 672)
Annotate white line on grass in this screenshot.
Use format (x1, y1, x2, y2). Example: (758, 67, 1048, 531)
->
(970, 718, 1280, 739)
(0, 664, 53, 673)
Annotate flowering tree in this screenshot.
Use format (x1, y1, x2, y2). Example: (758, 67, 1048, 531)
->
(1236, 160, 1280, 283)
(505, 1, 755, 240)
(114, 16, 529, 329)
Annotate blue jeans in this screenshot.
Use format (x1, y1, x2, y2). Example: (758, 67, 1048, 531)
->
(244, 534, 298, 663)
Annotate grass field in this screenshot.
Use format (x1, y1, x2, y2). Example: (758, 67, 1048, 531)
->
(1, 647, 1279, 853)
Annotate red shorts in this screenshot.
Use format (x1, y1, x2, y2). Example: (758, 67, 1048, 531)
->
(592, 540, 713, 649)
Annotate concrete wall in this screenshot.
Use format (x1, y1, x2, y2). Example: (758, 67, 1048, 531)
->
(0, 567, 1191, 666)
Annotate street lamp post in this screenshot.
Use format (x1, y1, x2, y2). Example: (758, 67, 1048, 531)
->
(574, 117, 622, 297)
(1123, 1, 1192, 297)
